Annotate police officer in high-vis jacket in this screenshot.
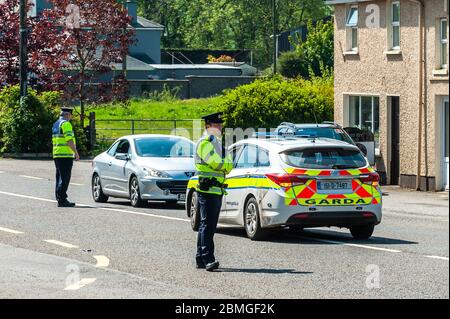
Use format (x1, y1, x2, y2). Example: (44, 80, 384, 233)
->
(52, 107, 79, 207)
(195, 112, 233, 271)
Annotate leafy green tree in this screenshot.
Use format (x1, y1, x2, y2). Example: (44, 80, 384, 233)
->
(296, 20, 334, 77)
(137, 0, 331, 68)
(279, 20, 334, 78)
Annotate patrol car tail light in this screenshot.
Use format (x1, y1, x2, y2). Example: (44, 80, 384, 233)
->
(266, 174, 308, 187)
(359, 173, 380, 186)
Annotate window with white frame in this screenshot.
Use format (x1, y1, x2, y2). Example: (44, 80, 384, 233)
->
(389, 1, 401, 50)
(440, 18, 448, 69)
(346, 6, 358, 51)
(348, 96, 380, 149)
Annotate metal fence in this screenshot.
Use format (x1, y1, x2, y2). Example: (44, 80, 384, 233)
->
(89, 113, 204, 151)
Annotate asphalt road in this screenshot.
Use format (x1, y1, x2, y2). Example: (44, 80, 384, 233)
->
(0, 159, 448, 299)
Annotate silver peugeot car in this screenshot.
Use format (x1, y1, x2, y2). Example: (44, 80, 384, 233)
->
(92, 134, 196, 207)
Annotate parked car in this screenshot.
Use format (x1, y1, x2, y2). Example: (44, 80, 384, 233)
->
(92, 134, 196, 207)
(274, 122, 376, 164)
(186, 136, 382, 240)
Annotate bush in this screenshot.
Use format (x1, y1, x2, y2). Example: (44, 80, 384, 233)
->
(0, 86, 89, 155)
(278, 51, 308, 79)
(219, 75, 334, 130)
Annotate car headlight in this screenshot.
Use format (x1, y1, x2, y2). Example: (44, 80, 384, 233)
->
(143, 167, 170, 178)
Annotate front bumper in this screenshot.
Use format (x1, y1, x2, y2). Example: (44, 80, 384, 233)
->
(139, 178, 188, 201)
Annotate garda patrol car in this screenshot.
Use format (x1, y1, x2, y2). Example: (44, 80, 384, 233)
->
(186, 136, 382, 240)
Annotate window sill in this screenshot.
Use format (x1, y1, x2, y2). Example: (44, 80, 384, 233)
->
(432, 69, 448, 76)
(343, 50, 359, 56)
(431, 69, 449, 81)
(384, 50, 402, 56)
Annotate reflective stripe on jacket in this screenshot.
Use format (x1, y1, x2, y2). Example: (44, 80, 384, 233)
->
(52, 118, 76, 159)
(195, 134, 232, 195)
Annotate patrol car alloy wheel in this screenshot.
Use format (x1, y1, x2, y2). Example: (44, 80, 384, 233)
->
(244, 197, 266, 241)
(130, 176, 147, 208)
(190, 191, 200, 231)
(92, 174, 108, 203)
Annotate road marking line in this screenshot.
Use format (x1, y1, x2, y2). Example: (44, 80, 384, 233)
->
(426, 255, 449, 261)
(70, 183, 84, 186)
(64, 278, 97, 291)
(301, 237, 402, 253)
(6, 189, 447, 258)
(0, 226, 24, 234)
(94, 255, 110, 268)
(0, 171, 4, 174)
(44, 240, 79, 249)
(19, 175, 43, 180)
(0, 191, 56, 203)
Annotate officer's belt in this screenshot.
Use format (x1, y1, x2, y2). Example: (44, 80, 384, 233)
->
(197, 171, 224, 178)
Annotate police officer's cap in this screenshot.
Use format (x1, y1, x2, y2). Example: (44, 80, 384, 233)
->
(60, 107, 74, 115)
(202, 112, 224, 124)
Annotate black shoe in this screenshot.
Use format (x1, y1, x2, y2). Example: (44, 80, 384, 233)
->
(196, 263, 206, 269)
(58, 201, 76, 207)
(205, 261, 219, 272)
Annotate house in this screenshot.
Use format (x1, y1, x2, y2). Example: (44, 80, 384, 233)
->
(32, 0, 164, 72)
(326, 0, 449, 191)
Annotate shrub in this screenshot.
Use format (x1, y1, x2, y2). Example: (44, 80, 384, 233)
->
(219, 75, 334, 130)
(0, 85, 89, 155)
(278, 51, 308, 79)
(207, 54, 235, 63)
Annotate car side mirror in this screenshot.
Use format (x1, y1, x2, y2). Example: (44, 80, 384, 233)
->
(115, 153, 130, 161)
(356, 143, 368, 157)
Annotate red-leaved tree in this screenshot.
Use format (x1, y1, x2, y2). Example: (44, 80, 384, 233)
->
(49, 0, 135, 125)
(0, 0, 67, 89)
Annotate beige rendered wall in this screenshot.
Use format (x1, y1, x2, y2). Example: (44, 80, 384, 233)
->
(333, 0, 449, 190)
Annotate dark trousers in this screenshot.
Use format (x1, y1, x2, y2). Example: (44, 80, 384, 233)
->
(196, 192, 223, 265)
(54, 158, 73, 203)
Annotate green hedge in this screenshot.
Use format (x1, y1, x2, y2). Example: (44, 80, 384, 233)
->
(0, 86, 89, 155)
(220, 75, 334, 130)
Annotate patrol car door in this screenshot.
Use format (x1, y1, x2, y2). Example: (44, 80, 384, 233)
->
(108, 139, 131, 196)
(225, 144, 258, 219)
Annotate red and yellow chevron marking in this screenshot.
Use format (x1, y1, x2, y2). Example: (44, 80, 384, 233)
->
(283, 167, 379, 207)
(285, 167, 376, 176)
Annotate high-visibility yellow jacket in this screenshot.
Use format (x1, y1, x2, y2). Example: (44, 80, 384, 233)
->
(52, 118, 76, 159)
(195, 134, 233, 195)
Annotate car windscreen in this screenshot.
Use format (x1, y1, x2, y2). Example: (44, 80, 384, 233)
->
(295, 127, 354, 144)
(280, 147, 367, 169)
(134, 137, 194, 158)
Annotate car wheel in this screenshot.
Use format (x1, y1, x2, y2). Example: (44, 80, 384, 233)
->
(92, 174, 108, 203)
(189, 191, 200, 231)
(288, 225, 303, 233)
(350, 224, 375, 240)
(244, 197, 267, 241)
(130, 176, 147, 208)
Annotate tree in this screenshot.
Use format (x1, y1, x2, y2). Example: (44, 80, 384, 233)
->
(49, 0, 134, 125)
(0, 0, 66, 88)
(137, 0, 331, 68)
(279, 20, 334, 79)
(0, 0, 20, 86)
(295, 19, 334, 77)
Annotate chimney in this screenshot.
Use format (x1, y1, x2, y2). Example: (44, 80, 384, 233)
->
(126, 0, 138, 25)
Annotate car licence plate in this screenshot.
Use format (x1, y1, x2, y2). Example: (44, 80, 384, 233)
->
(178, 194, 186, 201)
(317, 180, 352, 192)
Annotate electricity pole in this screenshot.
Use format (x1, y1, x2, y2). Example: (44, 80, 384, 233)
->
(19, 0, 28, 98)
(272, 0, 277, 74)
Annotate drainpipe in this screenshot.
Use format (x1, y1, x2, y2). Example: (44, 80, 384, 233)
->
(408, 0, 425, 191)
